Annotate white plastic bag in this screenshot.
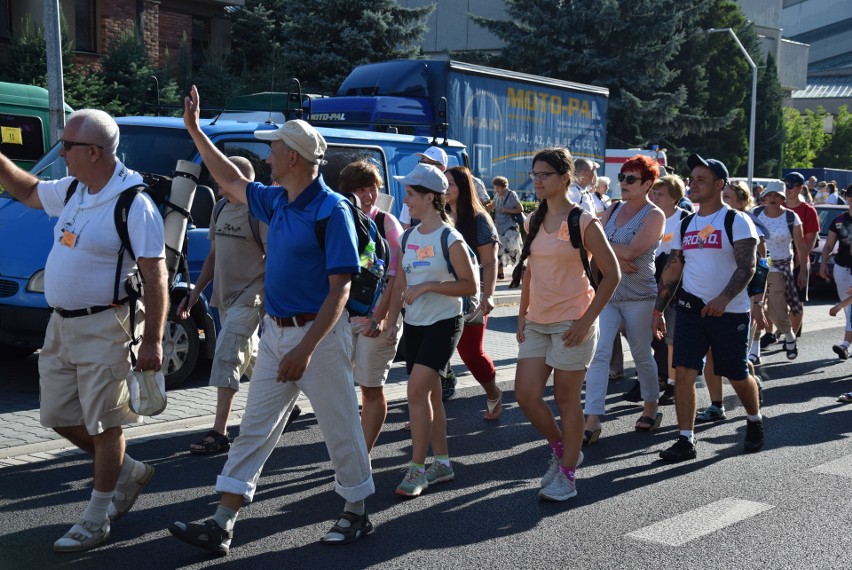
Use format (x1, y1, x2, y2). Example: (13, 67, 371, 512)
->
(127, 370, 167, 416)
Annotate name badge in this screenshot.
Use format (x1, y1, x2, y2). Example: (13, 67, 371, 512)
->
(697, 224, 715, 242)
(60, 230, 77, 248)
(417, 245, 434, 260)
(556, 221, 571, 242)
(662, 232, 673, 243)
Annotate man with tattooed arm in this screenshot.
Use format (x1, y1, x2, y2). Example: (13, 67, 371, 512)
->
(651, 154, 765, 462)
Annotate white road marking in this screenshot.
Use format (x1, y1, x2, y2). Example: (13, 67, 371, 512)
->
(811, 454, 852, 478)
(626, 498, 775, 546)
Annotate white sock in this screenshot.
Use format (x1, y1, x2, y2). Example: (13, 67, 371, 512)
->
(344, 500, 365, 516)
(667, 378, 675, 386)
(842, 341, 850, 349)
(747, 412, 763, 422)
(784, 331, 796, 344)
(679, 430, 694, 442)
(117, 455, 139, 485)
(750, 341, 760, 356)
(81, 490, 113, 524)
(213, 505, 239, 532)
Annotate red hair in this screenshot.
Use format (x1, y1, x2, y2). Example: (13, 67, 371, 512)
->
(621, 154, 659, 183)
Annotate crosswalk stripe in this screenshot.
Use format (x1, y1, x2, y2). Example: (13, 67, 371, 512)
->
(626, 498, 774, 546)
(810, 454, 852, 478)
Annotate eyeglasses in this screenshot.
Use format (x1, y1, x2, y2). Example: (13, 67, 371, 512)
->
(529, 171, 558, 181)
(617, 173, 643, 184)
(61, 140, 103, 151)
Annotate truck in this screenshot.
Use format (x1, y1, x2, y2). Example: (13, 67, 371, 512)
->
(305, 59, 609, 207)
(0, 81, 73, 171)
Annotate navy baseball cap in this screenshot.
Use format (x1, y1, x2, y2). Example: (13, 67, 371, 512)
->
(687, 154, 729, 180)
(784, 172, 805, 186)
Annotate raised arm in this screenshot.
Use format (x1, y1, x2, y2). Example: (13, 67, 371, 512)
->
(184, 85, 252, 204)
(0, 152, 42, 209)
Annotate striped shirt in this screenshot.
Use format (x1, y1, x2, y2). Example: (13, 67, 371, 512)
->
(604, 202, 659, 302)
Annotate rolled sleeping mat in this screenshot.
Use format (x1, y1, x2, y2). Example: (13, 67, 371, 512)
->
(163, 159, 200, 283)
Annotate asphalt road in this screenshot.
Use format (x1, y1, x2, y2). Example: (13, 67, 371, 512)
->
(1, 300, 850, 569)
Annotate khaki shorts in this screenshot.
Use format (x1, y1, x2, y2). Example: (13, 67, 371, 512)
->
(39, 305, 140, 435)
(351, 315, 402, 388)
(210, 304, 262, 390)
(518, 318, 599, 371)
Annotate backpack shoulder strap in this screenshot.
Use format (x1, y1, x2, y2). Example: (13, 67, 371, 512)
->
(753, 205, 766, 217)
(678, 207, 689, 220)
(440, 226, 455, 277)
(400, 227, 414, 256)
(785, 209, 796, 234)
(248, 214, 263, 251)
(374, 211, 387, 240)
(112, 184, 147, 307)
(313, 193, 345, 251)
(64, 179, 79, 205)
(212, 198, 227, 224)
(568, 207, 597, 291)
(724, 208, 736, 246)
(680, 212, 696, 241)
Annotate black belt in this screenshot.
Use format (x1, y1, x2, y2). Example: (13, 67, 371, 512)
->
(270, 313, 317, 327)
(52, 305, 114, 319)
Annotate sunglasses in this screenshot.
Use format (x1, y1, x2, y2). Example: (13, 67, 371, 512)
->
(61, 140, 104, 151)
(617, 173, 643, 184)
(784, 182, 797, 189)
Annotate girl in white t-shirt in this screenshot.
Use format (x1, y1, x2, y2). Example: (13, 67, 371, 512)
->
(384, 163, 478, 498)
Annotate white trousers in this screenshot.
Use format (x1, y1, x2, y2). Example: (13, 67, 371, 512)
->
(216, 313, 374, 503)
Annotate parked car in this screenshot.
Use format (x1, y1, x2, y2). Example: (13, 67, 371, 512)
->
(1, 113, 469, 387)
(809, 204, 846, 294)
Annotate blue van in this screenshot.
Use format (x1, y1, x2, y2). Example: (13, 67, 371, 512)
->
(2, 113, 468, 387)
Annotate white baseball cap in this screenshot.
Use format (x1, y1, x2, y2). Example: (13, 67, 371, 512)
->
(254, 120, 327, 164)
(416, 146, 448, 168)
(393, 163, 449, 194)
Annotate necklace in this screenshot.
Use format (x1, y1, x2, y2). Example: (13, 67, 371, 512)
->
(691, 206, 725, 249)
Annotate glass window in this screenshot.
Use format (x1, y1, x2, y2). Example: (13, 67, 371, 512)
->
(74, 0, 96, 52)
(0, 0, 10, 40)
(0, 114, 45, 164)
(217, 140, 272, 186)
(191, 17, 209, 69)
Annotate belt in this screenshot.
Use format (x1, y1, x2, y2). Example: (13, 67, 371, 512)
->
(270, 313, 318, 327)
(52, 305, 114, 318)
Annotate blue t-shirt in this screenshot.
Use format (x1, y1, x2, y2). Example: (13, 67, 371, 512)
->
(246, 175, 359, 317)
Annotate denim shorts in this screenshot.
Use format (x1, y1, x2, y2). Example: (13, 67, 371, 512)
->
(672, 309, 750, 380)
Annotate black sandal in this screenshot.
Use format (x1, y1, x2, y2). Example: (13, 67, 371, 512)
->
(319, 510, 374, 545)
(189, 430, 231, 456)
(168, 519, 232, 556)
(635, 412, 663, 432)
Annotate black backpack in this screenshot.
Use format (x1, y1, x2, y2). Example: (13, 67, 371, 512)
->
(314, 194, 390, 316)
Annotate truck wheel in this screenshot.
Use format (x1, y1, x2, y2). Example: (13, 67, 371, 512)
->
(161, 312, 199, 389)
(0, 345, 35, 360)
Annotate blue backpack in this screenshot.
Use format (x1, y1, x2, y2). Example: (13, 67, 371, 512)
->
(314, 193, 389, 316)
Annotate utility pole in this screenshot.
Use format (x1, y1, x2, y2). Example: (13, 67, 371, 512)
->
(44, 0, 66, 146)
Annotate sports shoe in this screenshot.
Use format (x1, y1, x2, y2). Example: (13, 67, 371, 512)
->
(53, 518, 110, 552)
(622, 380, 642, 403)
(109, 461, 155, 521)
(395, 466, 428, 497)
(440, 367, 456, 401)
(538, 470, 577, 501)
(744, 418, 765, 453)
(759, 332, 777, 349)
(425, 462, 455, 484)
(748, 353, 761, 366)
(659, 435, 697, 462)
(832, 344, 849, 360)
(658, 383, 675, 405)
(695, 404, 727, 423)
(540, 451, 583, 489)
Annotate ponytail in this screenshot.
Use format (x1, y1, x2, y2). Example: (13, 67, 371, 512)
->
(518, 199, 549, 266)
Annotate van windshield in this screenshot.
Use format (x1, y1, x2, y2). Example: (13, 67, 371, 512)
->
(28, 124, 199, 184)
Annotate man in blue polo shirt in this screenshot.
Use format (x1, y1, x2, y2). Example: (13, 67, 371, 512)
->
(169, 86, 375, 555)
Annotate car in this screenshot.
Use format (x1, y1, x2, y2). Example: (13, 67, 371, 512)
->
(808, 203, 846, 294)
(1, 113, 470, 387)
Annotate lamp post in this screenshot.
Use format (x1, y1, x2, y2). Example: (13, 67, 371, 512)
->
(700, 27, 757, 189)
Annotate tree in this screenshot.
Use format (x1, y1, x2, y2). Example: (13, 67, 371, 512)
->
(470, 0, 719, 157)
(783, 106, 829, 168)
(815, 106, 852, 169)
(753, 53, 785, 177)
(99, 31, 155, 116)
(229, 0, 434, 95)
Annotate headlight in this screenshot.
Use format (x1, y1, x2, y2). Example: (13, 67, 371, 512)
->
(27, 270, 45, 293)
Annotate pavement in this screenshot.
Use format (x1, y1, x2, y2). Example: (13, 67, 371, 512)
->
(0, 281, 842, 468)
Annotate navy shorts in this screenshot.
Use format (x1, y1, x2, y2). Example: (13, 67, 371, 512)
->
(403, 315, 463, 374)
(672, 309, 750, 380)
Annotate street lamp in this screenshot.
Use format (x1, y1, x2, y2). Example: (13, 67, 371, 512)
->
(700, 27, 757, 189)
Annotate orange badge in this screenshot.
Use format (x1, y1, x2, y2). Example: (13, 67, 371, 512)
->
(417, 245, 434, 261)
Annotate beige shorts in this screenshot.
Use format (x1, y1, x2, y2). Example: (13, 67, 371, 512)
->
(210, 304, 262, 390)
(518, 318, 599, 371)
(351, 315, 402, 388)
(39, 305, 140, 435)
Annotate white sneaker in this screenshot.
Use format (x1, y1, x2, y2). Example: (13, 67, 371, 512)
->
(53, 518, 110, 552)
(540, 451, 583, 489)
(109, 462, 155, 521)
(538, 470, 577, 502)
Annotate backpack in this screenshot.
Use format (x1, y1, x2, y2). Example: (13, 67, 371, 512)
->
(567, 206, 597, 290)
(212, 198, 264, 251)
(752, 206, 796, 239)
(314, 194, 389, 316)
(399, 225, 482, 322)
